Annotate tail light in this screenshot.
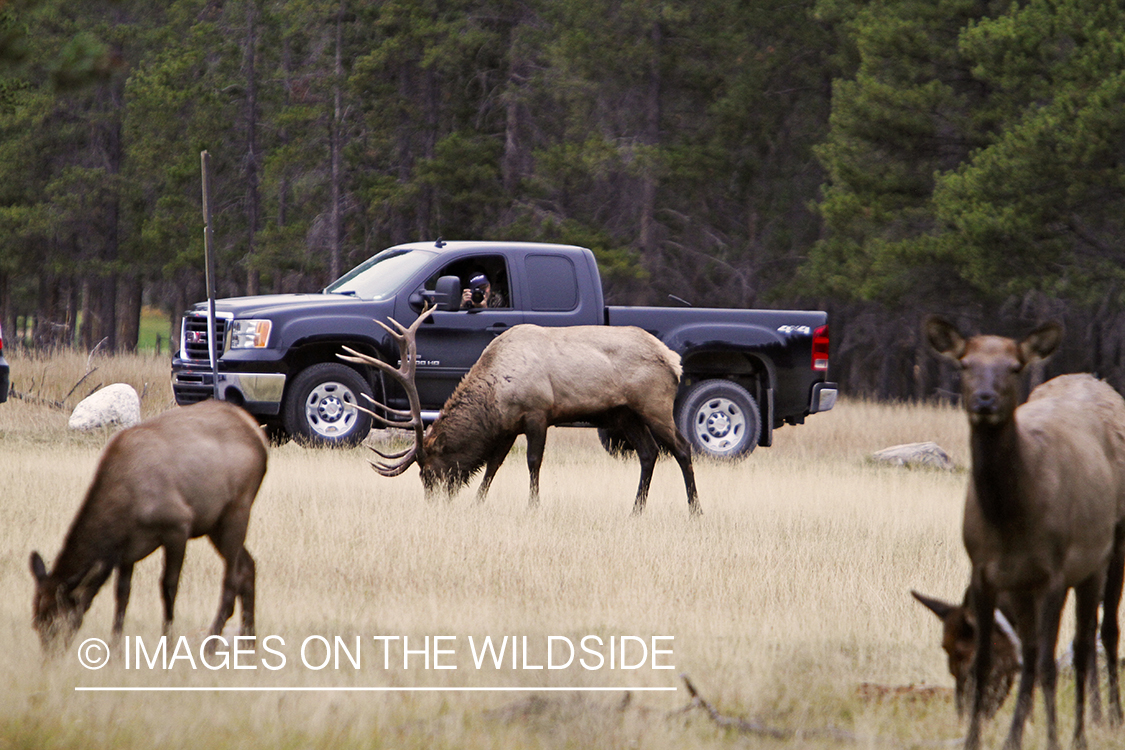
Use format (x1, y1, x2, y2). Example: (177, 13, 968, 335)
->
(812, 325, 829, 371)
(0, 322, 4, 353)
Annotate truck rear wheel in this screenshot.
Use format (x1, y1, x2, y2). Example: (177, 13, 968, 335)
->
(283, 363, 373, 448)
(676, 379, 760, 459)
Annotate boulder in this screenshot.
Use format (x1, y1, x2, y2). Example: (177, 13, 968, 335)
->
(870, 441, 955, 470)
(69, 384, 142, 431)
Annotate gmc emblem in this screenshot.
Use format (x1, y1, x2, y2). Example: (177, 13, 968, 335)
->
(185, 331, 206, 344)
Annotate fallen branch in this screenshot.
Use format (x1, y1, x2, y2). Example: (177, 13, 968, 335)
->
(678, 673, 788, 739)
(7, 388, 67, 410)
(61, 367, 99, 403)
(678, 674, 965, 748)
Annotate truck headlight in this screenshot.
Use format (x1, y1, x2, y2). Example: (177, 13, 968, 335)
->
(229, 319, 271, 349)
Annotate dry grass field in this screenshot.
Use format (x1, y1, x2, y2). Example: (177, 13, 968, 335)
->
(0, 351, 1112, 748)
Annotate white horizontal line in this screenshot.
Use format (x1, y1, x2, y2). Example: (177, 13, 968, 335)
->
(75, 686, 677, 693)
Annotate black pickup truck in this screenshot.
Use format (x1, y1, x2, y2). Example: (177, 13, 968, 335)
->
(171, 240, 836, 457)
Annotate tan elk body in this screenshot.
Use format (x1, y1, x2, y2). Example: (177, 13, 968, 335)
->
(29, 399, 269, 653)
(926, 317, 1125, 750)
(342, 308, 700, 514)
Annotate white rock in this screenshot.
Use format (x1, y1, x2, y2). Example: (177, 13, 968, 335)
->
(69, 384, 142, 431)
(870, 441, 955, 470)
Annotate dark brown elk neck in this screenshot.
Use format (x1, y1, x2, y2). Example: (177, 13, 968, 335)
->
(427, 377, 504, 475)
(969, 420, 1024, 526)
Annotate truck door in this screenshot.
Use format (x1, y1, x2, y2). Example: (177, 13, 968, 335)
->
(398, 254, 524, 410)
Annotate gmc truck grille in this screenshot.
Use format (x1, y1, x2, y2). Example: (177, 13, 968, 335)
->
(180, 313, 231, 362)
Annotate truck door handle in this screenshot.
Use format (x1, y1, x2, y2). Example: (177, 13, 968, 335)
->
(486, 323, 508, 335)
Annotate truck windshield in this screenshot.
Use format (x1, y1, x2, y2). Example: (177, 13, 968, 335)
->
(325, 248, 436, 300)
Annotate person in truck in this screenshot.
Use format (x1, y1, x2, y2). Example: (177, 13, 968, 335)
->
(460, 271, 506, 309)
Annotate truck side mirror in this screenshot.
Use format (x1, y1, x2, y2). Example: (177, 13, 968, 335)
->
(431, 275, 461, 311)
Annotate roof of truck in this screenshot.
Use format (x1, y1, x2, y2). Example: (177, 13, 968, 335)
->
(385, 240, 590, 257)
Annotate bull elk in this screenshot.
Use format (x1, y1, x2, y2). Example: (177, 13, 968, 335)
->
(926, 316, 1125, 750)
(340, 307, 700, 514)
(29, 399, 268, 654)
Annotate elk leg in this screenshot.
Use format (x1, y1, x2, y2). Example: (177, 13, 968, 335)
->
(477, 434, 517, 503)
(524, 418, 548, 507)
(1088, 638, 1103, 725)
(965, 580, 998, 750)
(208, 515, 251, 638)
(237, 548, 256, 637)
(617, 416, 658, 515)
(160, 535, 189, 636)
(1073, 574, 1104, 749)
(1104, 525, 1125, 726)
(1005, 588, 1065, 750)
(646, 420, 700, 515)
(112, 562, 135, 641)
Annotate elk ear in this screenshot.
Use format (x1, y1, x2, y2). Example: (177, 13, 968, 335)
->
(30, 552, 48, 583)
(912, 590, 957, 620)
(1018, 321, 1063, 365)
(924, 316, 966, 361)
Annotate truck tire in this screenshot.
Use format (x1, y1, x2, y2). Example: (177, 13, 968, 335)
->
(283, 363, 373, 448)
(676, 379, 760, 459)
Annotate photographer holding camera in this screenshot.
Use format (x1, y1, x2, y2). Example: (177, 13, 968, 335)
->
(461, 272, 494, 309)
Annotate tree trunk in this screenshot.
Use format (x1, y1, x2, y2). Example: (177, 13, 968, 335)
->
(638, 20, 661, 259)
(391, 61, 414, 245)
(328, 0, 345, 282)
(501, 15, 533, 194)
(117, 274, 142, 352)
(416, 65, 437, 237)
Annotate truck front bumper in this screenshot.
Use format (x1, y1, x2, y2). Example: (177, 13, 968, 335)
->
(172, 368, 286, 416)
(809, 381, 838, 414)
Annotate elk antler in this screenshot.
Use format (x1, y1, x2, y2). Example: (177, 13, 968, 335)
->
(338, 305, 435, 476)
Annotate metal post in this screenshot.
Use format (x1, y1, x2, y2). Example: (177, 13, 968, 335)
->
(200, 151, 221, 400)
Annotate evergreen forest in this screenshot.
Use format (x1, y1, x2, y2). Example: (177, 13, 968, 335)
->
(3, 0, 1124, 399)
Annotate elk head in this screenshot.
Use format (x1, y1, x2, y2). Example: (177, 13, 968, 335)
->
(339, 305, 451, 495)
(29, 552, 104, 654)
(924, 316, 1062, 427)
(912, 590, 1020, 719)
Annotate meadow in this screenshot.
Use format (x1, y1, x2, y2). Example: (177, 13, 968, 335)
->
(0, 350, 1107, 748)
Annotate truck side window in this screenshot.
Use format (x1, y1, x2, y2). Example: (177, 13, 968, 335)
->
(525, 254, 578, 311)
(424, 255, 510, 309)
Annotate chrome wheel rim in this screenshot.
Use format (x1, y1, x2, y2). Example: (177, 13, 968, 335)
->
(304, 380, 359, 439)
(691, 397, 747, 456)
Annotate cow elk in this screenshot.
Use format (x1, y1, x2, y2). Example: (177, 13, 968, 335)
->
(29, 400, 268, 654)
(926, 316, 1125, 750)
(912, 589, 1023, 720)
(912, 586, 1123, 729)
(340, 307, 700, 514)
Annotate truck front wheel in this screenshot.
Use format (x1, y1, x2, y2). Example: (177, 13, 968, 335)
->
(283, 363, 373, 448)
(676, 380, 760, 459)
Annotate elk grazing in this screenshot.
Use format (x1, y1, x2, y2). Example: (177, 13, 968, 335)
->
(340, 307, 700, 514)
(926, 316, 1125, 750)
(912, 589, 1024, 720)
(29, 399, 268, 654)
(912, 585, 1123, 724)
